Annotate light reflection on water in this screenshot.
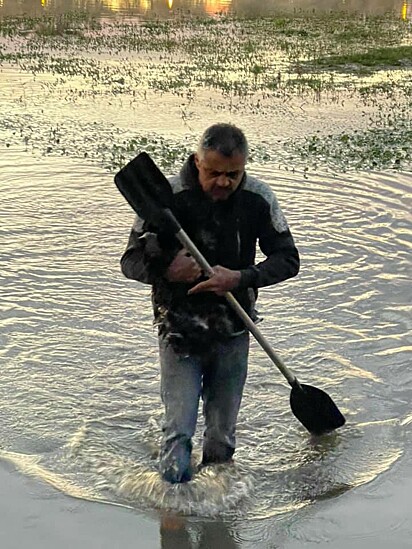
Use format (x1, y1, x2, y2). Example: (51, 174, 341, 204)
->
(0, 147, 410, 530)
(0, 0, 410, 18)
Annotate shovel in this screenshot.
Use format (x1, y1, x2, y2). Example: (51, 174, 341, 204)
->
(114, 152, 346, 435)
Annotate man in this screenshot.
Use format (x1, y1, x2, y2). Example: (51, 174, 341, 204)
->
(121, 123, 299, 483)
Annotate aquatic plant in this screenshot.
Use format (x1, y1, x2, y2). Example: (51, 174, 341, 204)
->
(309, 45, 412, 72)
(0, 10, 411, 174)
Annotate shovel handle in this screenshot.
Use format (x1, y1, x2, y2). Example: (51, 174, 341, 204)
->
(165, 209, 298, 387)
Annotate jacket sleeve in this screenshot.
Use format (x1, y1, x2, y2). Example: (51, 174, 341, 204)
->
(238, 192, 300, 289)
(120, 215, 179, 284)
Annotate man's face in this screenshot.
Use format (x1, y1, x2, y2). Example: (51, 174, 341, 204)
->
(194, 149, 246, 201)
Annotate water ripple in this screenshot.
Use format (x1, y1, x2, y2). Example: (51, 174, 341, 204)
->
(0, 150, 411, 522)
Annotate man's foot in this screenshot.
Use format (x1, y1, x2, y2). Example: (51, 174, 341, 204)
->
(161, 465, 193, 484)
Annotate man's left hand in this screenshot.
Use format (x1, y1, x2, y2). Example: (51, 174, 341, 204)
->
(187, 265, 241, 296)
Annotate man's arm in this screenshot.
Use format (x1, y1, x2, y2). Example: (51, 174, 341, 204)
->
(239, 187, 299, 288)
(120, 215, 178, 284)
(121, 215, 202, 285)
(238, 227, 299, 289)
(189, 230, 298, 295)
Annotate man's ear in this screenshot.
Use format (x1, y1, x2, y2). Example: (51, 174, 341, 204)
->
(194, 152, 200, 170)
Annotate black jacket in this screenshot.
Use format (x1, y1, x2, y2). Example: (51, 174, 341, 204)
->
(121, 155, 299, 354)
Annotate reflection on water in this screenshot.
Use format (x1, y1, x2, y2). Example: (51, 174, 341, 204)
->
(0, 0, 410, 17)
(0, 0, 411, 547)
(402, 0, 412, 18)
(160, 515, 239, 549)
(156, 0, 232, 15)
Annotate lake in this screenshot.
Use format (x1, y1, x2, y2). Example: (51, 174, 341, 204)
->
(0, 1, 411, 548)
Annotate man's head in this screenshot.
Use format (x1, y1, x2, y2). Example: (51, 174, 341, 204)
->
(194, 123, 248, 201)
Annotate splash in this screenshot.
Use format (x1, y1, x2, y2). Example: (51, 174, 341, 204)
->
(63, 419, 253, 516)
(114, 463, 254, 516)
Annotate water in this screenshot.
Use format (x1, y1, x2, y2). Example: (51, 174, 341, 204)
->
(1, 150, 411, 526)
(0, 0, 410, 19)
(0, 1, 411, 547)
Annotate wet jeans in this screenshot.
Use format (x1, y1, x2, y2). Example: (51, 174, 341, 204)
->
(158, 332, 249, 484)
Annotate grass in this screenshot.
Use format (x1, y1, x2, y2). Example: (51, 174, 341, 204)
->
(0, 12, 409, 103)
(287, 81, 412, 172)
(0, 111, 278, 173)
(290, 127, 412, 171)
(311, 45, 412, 71)
(0, 10, 411, 173)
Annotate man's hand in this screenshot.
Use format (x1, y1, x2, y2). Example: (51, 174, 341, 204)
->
(188, 265, 241, 296)
(165, 249, 202, 283)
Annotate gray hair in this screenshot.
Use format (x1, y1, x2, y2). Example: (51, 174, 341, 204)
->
(198, 123, 248, 159)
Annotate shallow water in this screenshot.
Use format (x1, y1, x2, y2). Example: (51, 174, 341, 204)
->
(0, 2, 411, 548)
(1, 148, 411, 531)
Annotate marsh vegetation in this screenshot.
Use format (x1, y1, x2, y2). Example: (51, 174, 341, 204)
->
(0, 10, 411, 172)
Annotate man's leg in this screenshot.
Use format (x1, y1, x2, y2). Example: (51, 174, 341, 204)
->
(159, 337, 203, 483)
(202, 332, 249, 465)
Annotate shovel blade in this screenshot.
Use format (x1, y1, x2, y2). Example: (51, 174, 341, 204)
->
(114, 152, 174, 226)
(290, 383, 345, 435)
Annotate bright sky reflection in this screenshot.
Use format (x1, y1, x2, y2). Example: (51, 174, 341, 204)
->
(0, 1, 409, 18)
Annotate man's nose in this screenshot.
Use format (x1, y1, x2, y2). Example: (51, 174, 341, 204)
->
(216, 174, 231, 187)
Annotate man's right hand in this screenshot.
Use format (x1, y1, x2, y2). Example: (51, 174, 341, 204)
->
(165, 249, 202, 283)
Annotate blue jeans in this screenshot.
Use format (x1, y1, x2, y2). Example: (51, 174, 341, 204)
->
(158, 332, 249, 483)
